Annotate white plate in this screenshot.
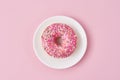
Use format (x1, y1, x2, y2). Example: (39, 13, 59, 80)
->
(33, 16, 87, 69)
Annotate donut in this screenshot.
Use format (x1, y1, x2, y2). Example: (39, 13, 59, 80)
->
(41, 23, 77, 58)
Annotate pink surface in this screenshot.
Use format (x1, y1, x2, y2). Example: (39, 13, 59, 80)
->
(0, 0, 120, 80)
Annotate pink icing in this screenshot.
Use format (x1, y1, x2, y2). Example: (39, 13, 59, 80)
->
(41, 23, 77, 58)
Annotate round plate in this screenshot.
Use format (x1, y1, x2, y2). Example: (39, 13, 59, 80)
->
(33, 16, 87, 69)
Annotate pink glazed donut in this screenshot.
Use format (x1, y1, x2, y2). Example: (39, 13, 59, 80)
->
(41, 23, 77, 58)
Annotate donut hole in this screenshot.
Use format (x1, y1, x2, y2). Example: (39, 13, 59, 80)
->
(55, 37, 62, 46)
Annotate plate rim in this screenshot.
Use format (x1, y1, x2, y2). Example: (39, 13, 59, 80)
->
(33, 16, 87, 69)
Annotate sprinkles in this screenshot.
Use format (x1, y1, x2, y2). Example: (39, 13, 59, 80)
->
(41, 23, 77, 58)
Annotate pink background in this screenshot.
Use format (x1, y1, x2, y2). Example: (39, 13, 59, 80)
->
(0, 0, 120, 80)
